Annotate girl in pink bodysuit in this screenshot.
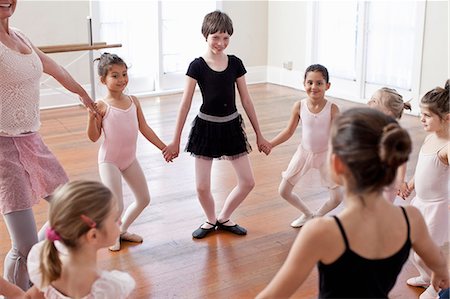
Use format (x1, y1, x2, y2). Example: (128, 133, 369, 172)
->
(402, 80, 449, 299)
(269, 64, 342, 228)
(87, 53, 167, 251)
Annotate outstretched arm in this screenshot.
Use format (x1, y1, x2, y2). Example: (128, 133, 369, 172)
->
(408, 206, 449, 291)
(256, 219, 330, 298)
(236, 75, 271, 155)
(133, 96, 166, 151)
(162, 76, 197, 162)
(270, 101, 301, 148)
(32, 45, 95, 112)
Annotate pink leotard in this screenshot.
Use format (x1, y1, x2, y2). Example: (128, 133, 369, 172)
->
(282, 99, 334, 186)
(300, 98, 331, 153)
(411, 139, 449, 246)
(98, 97, 138, 171)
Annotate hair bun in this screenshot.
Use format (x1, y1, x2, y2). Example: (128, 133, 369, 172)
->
(379, 123, 412, 168)
(445, 79, 449, 92)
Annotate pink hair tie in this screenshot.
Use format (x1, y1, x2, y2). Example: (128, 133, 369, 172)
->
(45, 227, 61, 242)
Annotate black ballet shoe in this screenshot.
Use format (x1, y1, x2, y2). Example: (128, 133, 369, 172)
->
(192, 221, 217, 239)
(216, 220, 247, 236)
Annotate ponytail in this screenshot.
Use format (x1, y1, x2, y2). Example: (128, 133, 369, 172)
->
(39, 240, 62, 287)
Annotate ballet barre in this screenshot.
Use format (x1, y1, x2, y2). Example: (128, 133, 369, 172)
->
(37, 17, 121, 100)
(39, 42, 122, 54)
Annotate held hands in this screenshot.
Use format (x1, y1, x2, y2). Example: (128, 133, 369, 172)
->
(162, 143, 179, 163)
(398, 181, 414, 199)
(87, 103, 102, 121)
(257, 136, 272, 155)
(79, 95, 100, 115)
(431, 270, 449, 294)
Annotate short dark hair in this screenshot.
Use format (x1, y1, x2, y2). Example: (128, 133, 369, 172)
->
(304, 64, 329, 83)
(201, 10, 233, 39)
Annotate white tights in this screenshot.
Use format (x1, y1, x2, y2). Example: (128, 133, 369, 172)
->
(99, 160, 150, 233)
(195, 155, 255, 225)
(278, 179, 342, 217)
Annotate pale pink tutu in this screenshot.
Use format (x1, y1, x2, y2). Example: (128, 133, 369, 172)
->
(282, 145, 335, 188)
(0, 133, 68, 214)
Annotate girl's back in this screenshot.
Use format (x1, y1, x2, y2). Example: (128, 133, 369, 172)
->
(316, 200, 412, 297)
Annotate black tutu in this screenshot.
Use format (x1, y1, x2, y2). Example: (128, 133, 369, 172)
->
(186, 114, 252, 160)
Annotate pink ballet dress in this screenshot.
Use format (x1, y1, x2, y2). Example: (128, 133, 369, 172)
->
(27, 242, 135, 299)
(282, 99, 336, 188)
(411, 139, 449, 246)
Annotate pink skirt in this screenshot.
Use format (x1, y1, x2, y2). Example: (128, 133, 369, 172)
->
(0, 133, 68, 214)
(282, 145, 336, 188)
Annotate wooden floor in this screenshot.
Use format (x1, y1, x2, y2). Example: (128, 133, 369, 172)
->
(0, 83, 442, 298)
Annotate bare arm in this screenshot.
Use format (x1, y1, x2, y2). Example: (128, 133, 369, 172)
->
(256, 219, 331, 298)
(162, 76, 197, 161)
(133, 96, 166, 151)
(86, 101, 105, 142)
(0, 276, 25, 299)
(270, 101, 301, 148)
(407, 206, 449, 291)
(236, 75, 271, 155)
(32, 45, 95, 111)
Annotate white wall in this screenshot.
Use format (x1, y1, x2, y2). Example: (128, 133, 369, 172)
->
(420, 1, 449, 96)
(222, 1, 268, 83)
(11, 1, 92, 108)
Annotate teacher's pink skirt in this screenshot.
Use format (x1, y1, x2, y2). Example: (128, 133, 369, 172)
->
(0, 133, 68, 214)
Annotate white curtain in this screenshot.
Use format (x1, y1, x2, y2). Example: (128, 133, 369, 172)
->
(315, 1, 358, 80)
(365, 2, 418, 90)
(96, 1, 158, 94)
(161, 1, 216, 74)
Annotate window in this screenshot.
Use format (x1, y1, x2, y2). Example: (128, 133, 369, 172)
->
(311, 1, 425, 105)
(91, 1, 217, 94)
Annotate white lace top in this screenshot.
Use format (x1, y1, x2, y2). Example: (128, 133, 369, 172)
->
(28, 242, 136, 299)
(0, 28, 43, 135)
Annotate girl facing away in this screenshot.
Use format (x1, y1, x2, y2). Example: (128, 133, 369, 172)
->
(402, 80, 449, 299)
(0, 181, 135, 298)
(163, 10, 271, 239)
(368, 87, 412, 202)
(257, 108, 448, 299)
(87, 53, 167, 251)
(270, 64, 342, 228)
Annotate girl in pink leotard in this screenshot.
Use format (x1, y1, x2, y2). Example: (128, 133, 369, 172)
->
(269, 64, 342, 228)
(402, 80, 449, 299)
(87, 53, 167, 251)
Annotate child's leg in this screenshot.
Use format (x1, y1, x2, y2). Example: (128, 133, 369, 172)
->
(278, 179, 313, 215)
(99, 163, 124, 214)
(195, 157, 216, 226)
(217, 155, 255, 223)
(315, 187, 343, 217)
(121, 160, 150, 233)
(3, 209, 38, 291)
(99, 163, 123, 250)
(314, 161, 343, 217)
